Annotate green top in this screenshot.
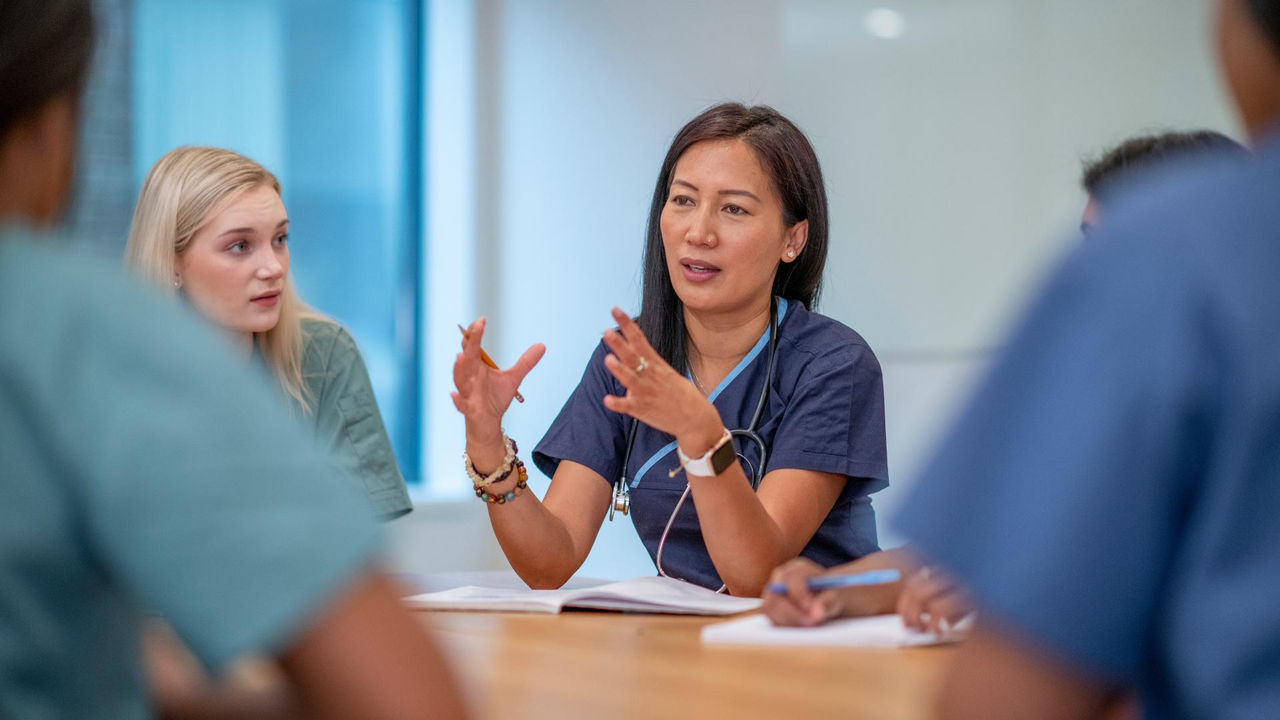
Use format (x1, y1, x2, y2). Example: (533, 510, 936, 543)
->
(0, 227, 381, 720)
(291, 318, 413, 520)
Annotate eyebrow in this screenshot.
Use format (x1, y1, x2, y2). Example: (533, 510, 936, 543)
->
(216, 219, 289, 239)
(670, 179, 761, 202)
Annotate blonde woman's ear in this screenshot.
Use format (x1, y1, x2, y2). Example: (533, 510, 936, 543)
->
(172, 275, 182, 289)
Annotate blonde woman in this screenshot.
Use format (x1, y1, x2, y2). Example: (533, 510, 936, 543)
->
(126, 146, 412, 520)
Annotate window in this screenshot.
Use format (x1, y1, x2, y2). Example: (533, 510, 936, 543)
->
(73, 0, 424, 481)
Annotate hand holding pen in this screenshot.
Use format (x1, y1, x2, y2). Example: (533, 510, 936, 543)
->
(450, 318, 545, 469)
(761, 557, 903, 627)
(458, 324, 526, 403)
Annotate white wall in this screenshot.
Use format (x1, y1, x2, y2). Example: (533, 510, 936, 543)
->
(396, 0, 1238, 574)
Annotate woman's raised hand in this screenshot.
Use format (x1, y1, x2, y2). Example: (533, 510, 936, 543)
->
(601, 308, 720, 449)
(451, 317, 545, 448)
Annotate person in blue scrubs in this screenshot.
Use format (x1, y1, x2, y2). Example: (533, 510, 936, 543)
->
(891, 0, 1280, 717)
(762, 130, 1252, 633)
(453, 103, 888, 596)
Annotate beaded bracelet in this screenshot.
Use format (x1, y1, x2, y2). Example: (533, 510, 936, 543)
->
(464, 435, 519, 488)
(474, 458, 529, 505)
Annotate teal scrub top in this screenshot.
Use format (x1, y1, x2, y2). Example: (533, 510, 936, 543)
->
(292, 318, 413, 520)
(0, 228, 382, 720)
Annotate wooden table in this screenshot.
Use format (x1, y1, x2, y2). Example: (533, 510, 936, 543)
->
(417, 611, 955, 720)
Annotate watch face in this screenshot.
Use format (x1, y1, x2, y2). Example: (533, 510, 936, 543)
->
(710, 437, 737, 476)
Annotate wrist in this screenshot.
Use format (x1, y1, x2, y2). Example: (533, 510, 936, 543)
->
(465, 427, 505, 471)
(674, 427, 734, 478)
(675, 404, 725, 458)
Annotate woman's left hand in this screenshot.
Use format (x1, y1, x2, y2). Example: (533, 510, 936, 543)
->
(601, 307, 721, 450)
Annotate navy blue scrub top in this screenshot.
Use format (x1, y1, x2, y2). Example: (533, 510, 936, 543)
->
(534, 298, 888, 590)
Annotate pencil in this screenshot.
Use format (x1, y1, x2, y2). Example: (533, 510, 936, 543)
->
(458, 324, 524, 403)
(766, 568, 900, 595)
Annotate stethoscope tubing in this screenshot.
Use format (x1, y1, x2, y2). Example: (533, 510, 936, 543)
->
(612, 299, 781, 589)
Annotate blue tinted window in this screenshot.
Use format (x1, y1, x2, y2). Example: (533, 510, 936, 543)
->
(129, 0, 421, 480)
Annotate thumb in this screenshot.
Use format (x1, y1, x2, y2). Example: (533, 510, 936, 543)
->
(508, 343, 546, 385)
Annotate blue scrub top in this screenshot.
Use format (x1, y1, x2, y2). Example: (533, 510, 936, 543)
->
(896, 135, 1280, 719)
(534, 298, 888, 589)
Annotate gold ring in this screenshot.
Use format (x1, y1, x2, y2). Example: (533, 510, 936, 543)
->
(635, 357, 649, 373)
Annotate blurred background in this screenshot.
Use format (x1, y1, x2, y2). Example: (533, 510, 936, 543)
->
(70, 0, 1236, 579)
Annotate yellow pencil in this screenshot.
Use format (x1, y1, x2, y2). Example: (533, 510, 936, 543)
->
(458, 324, 524, 403)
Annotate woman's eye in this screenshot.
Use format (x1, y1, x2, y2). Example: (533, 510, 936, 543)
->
(669, 195, 694, 207)
(724, 204, 747, 216)
(274, 234, 288, 246)
(228, 240, 249, 253)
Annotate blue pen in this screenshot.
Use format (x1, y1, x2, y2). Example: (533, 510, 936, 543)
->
(767, 568, 901, 595)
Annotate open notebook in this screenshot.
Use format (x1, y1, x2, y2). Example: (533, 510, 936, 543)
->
(404, 575, 762, 616)
(701, 613, 970, 648)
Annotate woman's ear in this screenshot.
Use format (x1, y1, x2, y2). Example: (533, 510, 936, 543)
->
(780, 219, 809, 263)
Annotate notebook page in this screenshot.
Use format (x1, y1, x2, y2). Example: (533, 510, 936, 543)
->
(564, 576, 762, 615)
(402, 585, 578, 613)
(701, 613, 967, 647)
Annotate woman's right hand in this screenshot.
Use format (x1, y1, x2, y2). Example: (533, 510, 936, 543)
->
(451, 318, 545, 464)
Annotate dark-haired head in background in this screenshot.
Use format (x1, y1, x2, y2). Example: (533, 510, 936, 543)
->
(1079, 130, 1246, 236)
(0, 1, 465, 718)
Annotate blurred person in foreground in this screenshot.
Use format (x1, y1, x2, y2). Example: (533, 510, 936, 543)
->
(762, 128, 1249, 636)
(0, 1, 465, 718)
(1080, 130, 1246, 237)
(893, 0, 1280, 718)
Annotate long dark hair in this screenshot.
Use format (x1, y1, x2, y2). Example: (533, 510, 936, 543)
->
(0, 0, 96, 140)
(637, 103, 829, 374)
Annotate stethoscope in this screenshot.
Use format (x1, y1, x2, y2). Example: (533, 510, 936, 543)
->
(608, 298, 781, 587)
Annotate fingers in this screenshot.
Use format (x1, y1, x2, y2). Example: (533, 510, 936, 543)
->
(452, 353, 475, 395)
(923, 591, 972, 635)
(461, 317, 486, 361)
(509, 343, 546, 385)
(610, 307, 656, 354)
(897, 567, 968, 632)
(761, 559, 827, 627)
(602, 329, 642, 378)
(601, 347, 641, 390)
(601, 390, 634, 416)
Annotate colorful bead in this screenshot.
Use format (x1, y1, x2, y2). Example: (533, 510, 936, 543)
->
(473, 458, 529, 505)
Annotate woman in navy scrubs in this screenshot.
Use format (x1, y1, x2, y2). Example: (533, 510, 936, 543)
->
(453, 103, 887, 596)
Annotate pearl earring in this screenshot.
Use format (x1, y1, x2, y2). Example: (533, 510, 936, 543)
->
(173, 278, 182, 289)
(786, 250, 796, 258)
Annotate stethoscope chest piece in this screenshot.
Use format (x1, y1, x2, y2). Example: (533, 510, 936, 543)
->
(610, 481, 630, 519)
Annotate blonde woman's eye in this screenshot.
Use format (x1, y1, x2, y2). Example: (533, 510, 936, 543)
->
(275, 234, 289, 246)
(229, 241, 249, 253)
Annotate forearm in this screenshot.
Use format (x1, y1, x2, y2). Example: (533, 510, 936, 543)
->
(822, 547, 920, 616)
(467, 430, 593, 588)
(686, 467, 789, 596)
(148, 627, 304, 720)
(485, 483, 585, 589)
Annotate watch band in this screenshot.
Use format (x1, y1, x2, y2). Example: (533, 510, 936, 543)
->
(676, 428, 735, 477)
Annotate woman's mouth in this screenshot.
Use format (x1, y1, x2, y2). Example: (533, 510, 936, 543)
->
(251, 290, 281, 307)
(680, 258, 721, 282)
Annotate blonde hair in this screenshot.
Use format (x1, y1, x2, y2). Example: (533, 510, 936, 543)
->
(125, 146, 321, 414)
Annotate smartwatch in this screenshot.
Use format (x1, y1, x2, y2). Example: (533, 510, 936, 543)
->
(677, 428, 736, 477)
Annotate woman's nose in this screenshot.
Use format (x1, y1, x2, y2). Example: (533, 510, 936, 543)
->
(685, 208, 717, 247)
(256, 248, 284, 279)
